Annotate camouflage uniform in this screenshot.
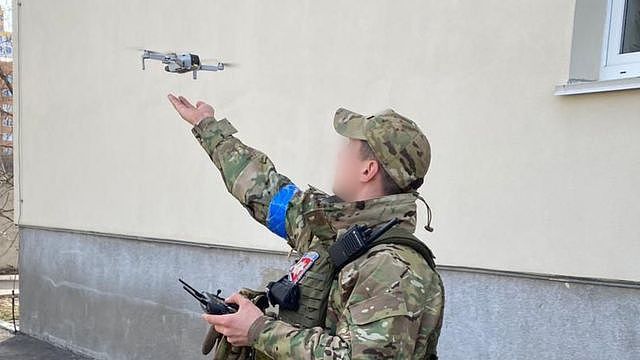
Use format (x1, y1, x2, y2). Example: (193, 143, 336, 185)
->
(191, 107, 444, 359)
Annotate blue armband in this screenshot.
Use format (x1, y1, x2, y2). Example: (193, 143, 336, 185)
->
(267, 183, 299, 239)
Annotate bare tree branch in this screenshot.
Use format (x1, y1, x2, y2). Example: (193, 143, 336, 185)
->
(0, 231, 17, 258)
(0, 60, 13, 95)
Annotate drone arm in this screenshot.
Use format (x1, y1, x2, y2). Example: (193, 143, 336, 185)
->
(200, 63, 224, 72)
(145, 52, 168, 61)
(141, 51, 169, 70)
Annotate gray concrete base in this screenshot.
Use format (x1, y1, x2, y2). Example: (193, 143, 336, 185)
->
(18, 227, 640, 359)
(19, 227, 291, 360)
(439, 270, 640, 359)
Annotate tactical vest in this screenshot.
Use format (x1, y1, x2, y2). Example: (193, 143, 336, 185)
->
(277, 225, 436, 328)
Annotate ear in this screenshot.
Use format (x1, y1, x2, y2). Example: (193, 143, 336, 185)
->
(360, 159, 380, 183)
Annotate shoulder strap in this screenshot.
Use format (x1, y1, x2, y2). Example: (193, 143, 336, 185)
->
(369, 227, 437, 271)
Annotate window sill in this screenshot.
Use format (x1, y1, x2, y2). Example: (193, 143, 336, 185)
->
(554, 76, 640, 96)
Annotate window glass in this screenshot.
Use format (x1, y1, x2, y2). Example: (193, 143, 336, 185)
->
(622, 0, 640, 53)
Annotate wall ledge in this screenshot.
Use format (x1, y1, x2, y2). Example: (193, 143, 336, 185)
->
(554, 76, 640, 95)
(19, 224, 640, 289)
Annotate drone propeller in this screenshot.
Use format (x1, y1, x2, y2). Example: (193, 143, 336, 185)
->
(124, 46, 145, 52)
(126, 47, 176, 55)
(212, 60, 238, 68)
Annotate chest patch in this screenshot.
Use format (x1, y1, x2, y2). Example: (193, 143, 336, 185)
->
(288, 251, 319, 284)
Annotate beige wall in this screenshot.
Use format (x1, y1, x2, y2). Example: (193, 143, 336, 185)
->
(13, 0, 640, 281)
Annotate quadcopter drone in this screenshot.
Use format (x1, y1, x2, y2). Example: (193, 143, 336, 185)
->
(141, 49, 225, 79)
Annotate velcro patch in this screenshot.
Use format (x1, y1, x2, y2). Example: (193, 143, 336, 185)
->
(288, 251, 319, 284)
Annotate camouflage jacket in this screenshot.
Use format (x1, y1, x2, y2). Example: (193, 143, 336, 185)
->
(191, 116, 445, 359)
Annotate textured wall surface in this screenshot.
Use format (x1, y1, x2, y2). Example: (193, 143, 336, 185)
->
(13, 0, 640, 281)
(19, 227, 640, 360)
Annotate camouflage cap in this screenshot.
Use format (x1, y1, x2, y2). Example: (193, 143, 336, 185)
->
(333, 107, 431, 191)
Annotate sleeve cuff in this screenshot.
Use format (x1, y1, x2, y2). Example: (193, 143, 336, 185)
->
(247, 315, 273, 346)
(191, 116, 238, 149)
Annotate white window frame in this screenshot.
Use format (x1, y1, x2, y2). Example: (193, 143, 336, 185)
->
(601, 0, 640, 79)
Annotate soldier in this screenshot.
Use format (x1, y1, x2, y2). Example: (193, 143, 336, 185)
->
(168, 94, 445, 359)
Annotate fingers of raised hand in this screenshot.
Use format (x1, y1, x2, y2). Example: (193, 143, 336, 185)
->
(167, 94, 183, 109)
(178, 96, 196, 109)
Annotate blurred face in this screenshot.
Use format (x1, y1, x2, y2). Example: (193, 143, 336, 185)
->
(332, 138, 372, 201)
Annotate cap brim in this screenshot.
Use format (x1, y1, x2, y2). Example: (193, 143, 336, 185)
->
(333, 108, 367, 140)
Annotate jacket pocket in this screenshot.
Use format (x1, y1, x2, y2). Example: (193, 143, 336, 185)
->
(348, 291, 410, 325)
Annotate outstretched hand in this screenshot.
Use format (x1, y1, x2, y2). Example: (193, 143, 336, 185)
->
(167, 94, 215, 126)
(202, 292, 264, 347)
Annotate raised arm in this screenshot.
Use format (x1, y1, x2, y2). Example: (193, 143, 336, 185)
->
(168, 94, 309, 249)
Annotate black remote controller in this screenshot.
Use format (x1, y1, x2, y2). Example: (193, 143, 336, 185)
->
(179, 278, 238, 315)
